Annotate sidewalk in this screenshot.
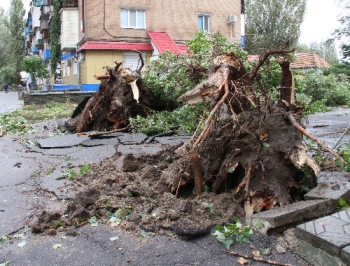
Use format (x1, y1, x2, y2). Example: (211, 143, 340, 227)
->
(0, 91, 23, 114)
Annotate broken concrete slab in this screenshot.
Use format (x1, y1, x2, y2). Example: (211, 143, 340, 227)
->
(245, 199, 337, 234)
(81, 137, 119, 147)
(117, 133, 148, 145)
(68, 145, 116, 164)
(117, 143, 163, 155)
(154, 135, 191, 145)
(341, 245, 350, 265)
(305, 171, 350, 201)
(296, 209, 350, 264)
(37, 169, 75, 200)
(28, 145, 85, 157)
(282, 229, 347, 266)
(37, 134, 89, 148)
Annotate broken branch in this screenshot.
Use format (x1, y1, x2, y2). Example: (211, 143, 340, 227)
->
(234, 163, 253, 197)
(133, 50, 144, 73)
(77, 125, 131, 137)
(223, 250, 295, 266)
(249, 44, 295, 81)
(93, 74, 110, 80)
(193, 79, 230, 149)
(287, 113, 347, 165)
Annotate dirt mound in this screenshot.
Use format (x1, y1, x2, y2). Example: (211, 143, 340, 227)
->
(30, 148, 245, 237)
(30, 105, 317, 238)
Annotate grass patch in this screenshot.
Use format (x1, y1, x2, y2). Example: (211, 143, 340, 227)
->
(0, 102, 76, 135)
(21, 102, 77, 123)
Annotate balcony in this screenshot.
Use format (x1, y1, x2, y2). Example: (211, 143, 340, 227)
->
(35, 39, 44, 49)
(25, 27, 32, 34)
(40, 20, 49, 30)
(60, 9, 79, 52)
(41, 48, 52, 60)
(42, 0, 53, 6)
(32, 46, 39, 54)
(40, 5, 52, 17)
(62, 0, 78, 8)
(41, 29, 50, 40)
(34, 0, 42, 7)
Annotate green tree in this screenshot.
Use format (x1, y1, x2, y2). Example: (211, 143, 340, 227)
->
(21, 56, 49, 86)
(245, 0, 306, 55)
(0, 7, 8, 69)
(143, 31, 248, 105)
(50, 0, 62, 77)
(330, 1, 350, 60)
(5, 0, 25, 83)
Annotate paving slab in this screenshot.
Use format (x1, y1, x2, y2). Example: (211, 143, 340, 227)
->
(37, 134, 89, 148)
(154, 135, 192, 145)
(68, 145, 116, 164)
(117, 132, 148, 144)
(305, 171, 350, 201)
(117, 143, 164, 155)
(296, 209, 350, 264)
(81, 137, 119, 147)
(340, 245, 350, 265)
(37, 169, 75, 200)
(245, 199, 337, 234)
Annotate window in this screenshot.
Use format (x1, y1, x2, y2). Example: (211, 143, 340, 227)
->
(123, 52, 146, 71)
(120, 9, 146, 29)
(198, 15, 210, 32)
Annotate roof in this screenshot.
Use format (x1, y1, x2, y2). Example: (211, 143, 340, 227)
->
(248, 55, 259, 61)
(77, 42, 154, 51)
(177, 44, 188, 54)
(290, 52, 331, 69)
(147, 31, 181, 54)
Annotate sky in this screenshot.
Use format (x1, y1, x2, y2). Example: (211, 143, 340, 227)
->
(0, 0, 341, 46)
(299, 0, 340, 45)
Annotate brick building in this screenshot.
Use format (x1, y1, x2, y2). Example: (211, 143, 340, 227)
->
(67, 0, 242, 90)
(25, 0, 243, 91)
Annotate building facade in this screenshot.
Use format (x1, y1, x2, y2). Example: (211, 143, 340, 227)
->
(25, 0, 242, 91)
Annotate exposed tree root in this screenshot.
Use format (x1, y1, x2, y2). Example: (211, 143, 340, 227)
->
(234, 163, 253, 198)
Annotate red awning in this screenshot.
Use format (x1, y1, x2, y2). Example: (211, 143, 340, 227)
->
(147, 31, 181, 54)
(77, 41, 154, 51)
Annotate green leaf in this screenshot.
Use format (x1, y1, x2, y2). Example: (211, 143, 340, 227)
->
(212, 230, 226, 242)
(52, 244, 62, 249)
(259, 248, 270, 255)
(140, 230, 153, 238)
(223, 238, 234, 250)
(109, 216, 122, 223)
(88, 216, 99, 227)
(339, 197, 348, 208)
(262, 142, 270, 147)
(17, 241, 26, 248)
(0, 261, 10, 266)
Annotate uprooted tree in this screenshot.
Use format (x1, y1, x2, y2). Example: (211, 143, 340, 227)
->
(66, 46, 346, 216)
(65, 51, 161, 133)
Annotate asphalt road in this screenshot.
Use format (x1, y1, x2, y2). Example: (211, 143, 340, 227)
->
(0, 91, 23, 114)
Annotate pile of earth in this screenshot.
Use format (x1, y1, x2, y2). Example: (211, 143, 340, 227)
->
(29, 105, 316, 238)
(30, 147, 245, 237)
